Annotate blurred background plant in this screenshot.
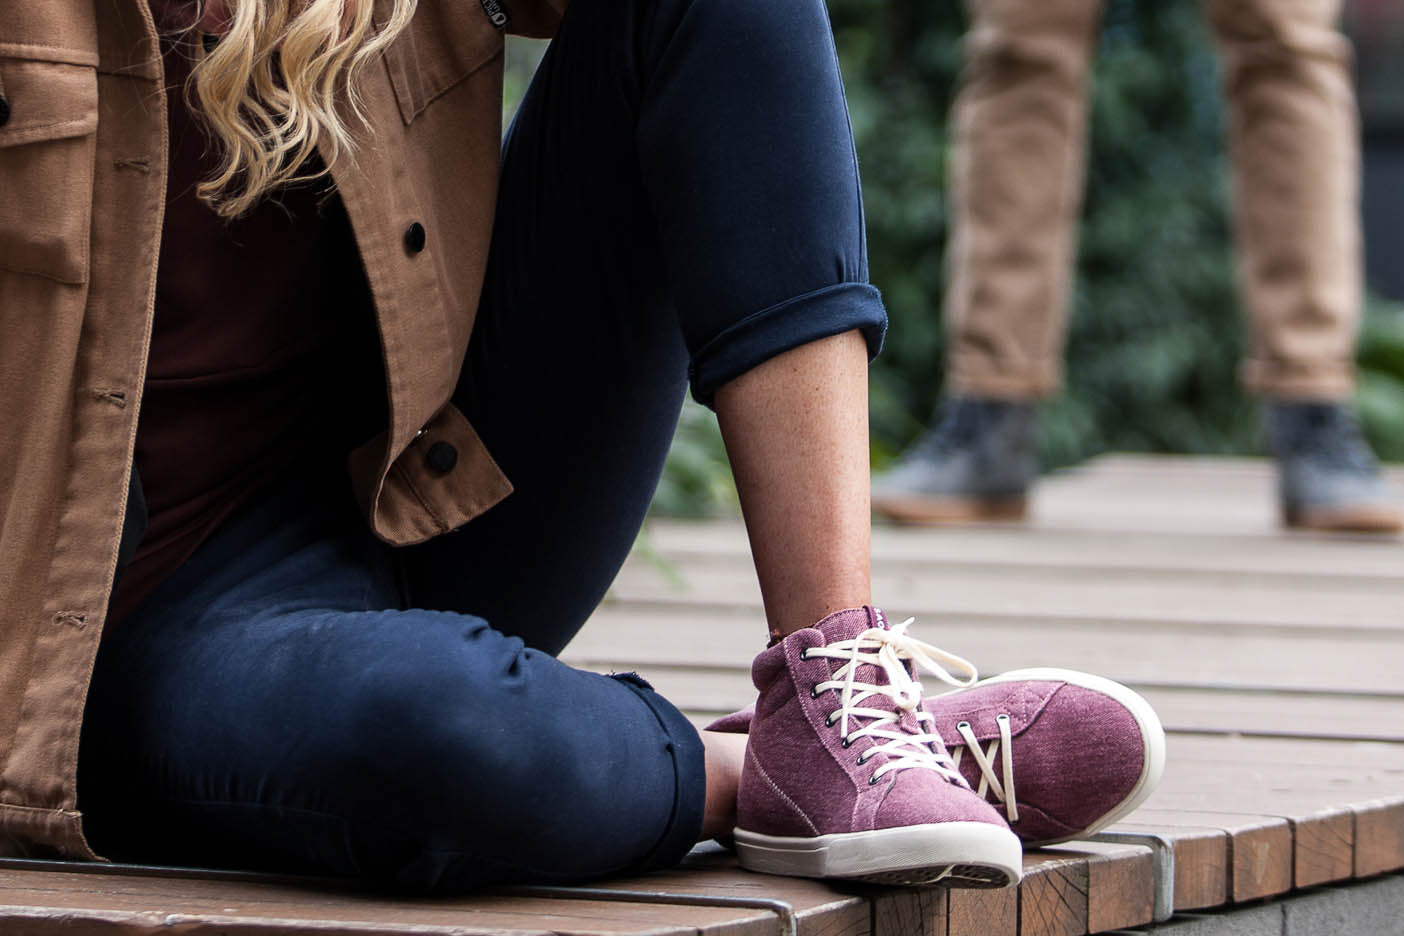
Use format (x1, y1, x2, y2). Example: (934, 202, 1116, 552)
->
(505, 0, 1404, 518)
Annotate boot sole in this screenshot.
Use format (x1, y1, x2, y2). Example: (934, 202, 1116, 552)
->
(732, 821, 1023, 887)
(872, 494, 1028, 526)
(965, 667, 1168, 846)
(1283, 504, 1402, 534)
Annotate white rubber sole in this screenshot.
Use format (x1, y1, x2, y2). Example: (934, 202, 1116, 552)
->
(966, 667, 1168, 844)
(733, 821, 1023, 888)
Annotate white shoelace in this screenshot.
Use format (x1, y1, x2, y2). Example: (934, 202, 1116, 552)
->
(951, 714, 1019, 822)
(802, 618, 979, 786)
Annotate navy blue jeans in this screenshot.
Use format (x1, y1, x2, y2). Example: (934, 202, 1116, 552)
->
(79, 0, 885, 891)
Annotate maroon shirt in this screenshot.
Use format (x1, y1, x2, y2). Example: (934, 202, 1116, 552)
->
(108, 5, 385, 623)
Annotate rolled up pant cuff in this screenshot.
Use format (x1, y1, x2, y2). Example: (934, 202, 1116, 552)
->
(946, 352, 1062, 401)
(1240, 359, 1355, 402)
(688, 282, 886, 407)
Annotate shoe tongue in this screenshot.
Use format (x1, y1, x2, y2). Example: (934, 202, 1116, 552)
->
(813, 606, 927, 734)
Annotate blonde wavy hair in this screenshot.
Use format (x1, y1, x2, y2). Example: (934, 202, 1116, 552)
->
(190, 0, 418, 217)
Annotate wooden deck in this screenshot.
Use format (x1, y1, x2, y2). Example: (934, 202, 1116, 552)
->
(3, 455, 1402, 934)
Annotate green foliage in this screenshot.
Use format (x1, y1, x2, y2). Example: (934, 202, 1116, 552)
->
(651, 399, 738, 518)
(1357, 299, 1404, 462)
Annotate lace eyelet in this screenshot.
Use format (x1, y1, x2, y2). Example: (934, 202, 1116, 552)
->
(855, 752, 867, 765)
(869, 774, 879, 786)
(841, 737, 851, 748)
(810, 688, 820, 699)
(799, 649, 809, 661)
(957, 720, 972, 730)
(825, 713, 838, 726)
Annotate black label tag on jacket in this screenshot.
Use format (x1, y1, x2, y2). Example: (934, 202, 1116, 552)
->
(480, 0, 510, 29)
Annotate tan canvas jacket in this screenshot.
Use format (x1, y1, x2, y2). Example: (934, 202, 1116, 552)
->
(0, 0, 563, 860)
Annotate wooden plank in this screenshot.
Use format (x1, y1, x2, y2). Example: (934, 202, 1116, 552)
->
(1023, 455, 1404, 537)
(1061, 454, 1404, 487)
(1150, 735, 1404, 885)
(947, 885, 1017, 936)
(1016, 852, 1089, 936)
(1160, 735, 1404, 769)
(643, 520, 1404, 584)
(1292, 808, 1357, 888)
(1353, 797, 1404, 877)
(0, 860, 836, 936)
(869, 887, 945, 936)
(567, 665, 1404, 744)
(1131, 689, 1404, 743)
(1104, 822, 1229, 911)
(1040, 842, 1154, 934)
(1154, 762, 1404, 800)
(637, 850, 872, 936)
(572, 604, 1404, 697)
(1136, 791, 1358, 891)
(608, 560, 1404, 636)
(1115, 811, 1292, 903)
(0, 874, 769, 935)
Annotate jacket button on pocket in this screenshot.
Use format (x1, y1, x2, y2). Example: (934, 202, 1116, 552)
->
(404, 221, 427, 254)
(0, 97, 10, 128)
(425, 441, 458, 474)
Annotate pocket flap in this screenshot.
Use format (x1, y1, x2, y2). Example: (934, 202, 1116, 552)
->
(0, 57, 98, 149)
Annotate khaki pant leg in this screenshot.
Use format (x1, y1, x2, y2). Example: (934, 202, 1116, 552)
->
(945, 0, 1104, 399)
(1205, 0, 1361, 400)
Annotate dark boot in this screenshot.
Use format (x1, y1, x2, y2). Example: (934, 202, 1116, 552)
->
(1268, 402, 1401, 533)
(872, 397, 1038, 525)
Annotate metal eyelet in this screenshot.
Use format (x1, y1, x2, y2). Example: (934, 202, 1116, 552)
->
(869, 774, 880, 786)
(799, 649, 809, 661)
(855, 752, 867, 765)
(810, 688, 820, 699)
(957, 720, 972, 731)
(825, 713, 838, 726)
(841, 737, 851, 749)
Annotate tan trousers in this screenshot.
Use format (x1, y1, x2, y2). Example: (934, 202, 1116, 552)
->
(944, 0, 1362, 401)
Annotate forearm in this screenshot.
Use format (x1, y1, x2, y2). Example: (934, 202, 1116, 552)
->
(714, 330, 873, 640)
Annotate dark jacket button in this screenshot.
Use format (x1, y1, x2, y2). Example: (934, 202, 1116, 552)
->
(0, 97, 10, 128)
(425, 440, 458, 474)
(404, 222, 426, 254)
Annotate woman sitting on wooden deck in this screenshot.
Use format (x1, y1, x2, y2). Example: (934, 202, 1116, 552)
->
(0, 0, 1162, 892)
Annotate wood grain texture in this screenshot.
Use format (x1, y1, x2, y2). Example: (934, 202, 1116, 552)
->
(1292, 809, 1356, 888)
(1041, 842, 1154, 933)
(0, 866, 776, 935)
(1107, 822, 1229, 911)
(1353, 797, 1404, 877)
(947, 885, 1017, 936)
(1017, 853, 1089, 936)
(869, 886, 945, 936)
(1117, 810, 1292, 903)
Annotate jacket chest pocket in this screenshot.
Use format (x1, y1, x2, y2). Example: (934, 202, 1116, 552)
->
(376, 0, 505, 124)
(0, 53, 98, 284)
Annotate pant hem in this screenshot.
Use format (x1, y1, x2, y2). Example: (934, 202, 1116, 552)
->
(1239, 360, 1355, 401)
(946, 356, 1061, 400)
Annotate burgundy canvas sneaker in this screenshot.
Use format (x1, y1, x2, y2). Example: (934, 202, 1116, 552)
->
(735, 607, 1022, 887)
(929, 668, 1165, 845)
(710, 667, 1166, 848)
